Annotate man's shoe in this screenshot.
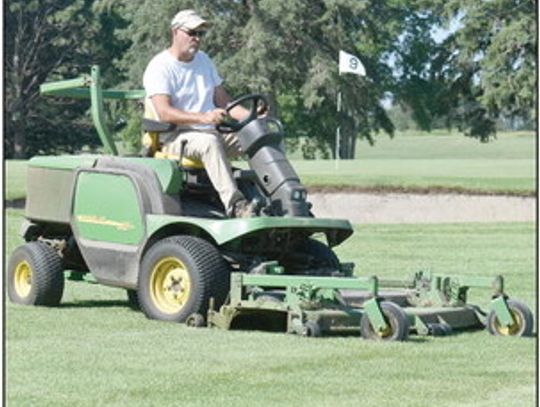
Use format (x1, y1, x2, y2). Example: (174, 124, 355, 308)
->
(230, 199, 256, 218)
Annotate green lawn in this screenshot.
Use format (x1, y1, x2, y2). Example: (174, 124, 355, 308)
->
(356, 130, 535, 160)
(290, 131, 536, 193)
(6, 209, 536, 407)
(5, 131, 536, 200)
(286, 130, 536, 160)
(294, 158, 534, 193)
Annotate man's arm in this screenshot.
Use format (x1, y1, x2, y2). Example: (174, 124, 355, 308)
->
(151, 94, 226, 125)
(214, 85, 250, 120)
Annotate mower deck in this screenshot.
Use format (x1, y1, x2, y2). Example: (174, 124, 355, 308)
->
(205, 270, 528, 340)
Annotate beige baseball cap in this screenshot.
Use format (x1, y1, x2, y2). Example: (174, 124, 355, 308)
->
(171, 9, 209, 30)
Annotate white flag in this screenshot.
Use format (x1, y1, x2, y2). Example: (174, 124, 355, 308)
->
(339, 50, 366, 76)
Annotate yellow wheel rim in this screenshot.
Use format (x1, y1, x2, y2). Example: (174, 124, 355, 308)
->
(494, 309, 522, 336)
(377, 323, 393, 338)
(149, 257, 191, 314)
(14, 260, 32, 298)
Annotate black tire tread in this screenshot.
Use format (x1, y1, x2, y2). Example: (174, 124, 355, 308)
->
(282, 239, 340, 276)
(126, 289, 140, 311)
(304, 239, 340, 268)
(173, 235, 230, 310)
(8, 242, 64, 306)
(138, 235, 229, 322)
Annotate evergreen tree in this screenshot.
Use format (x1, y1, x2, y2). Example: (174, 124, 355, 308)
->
(393, 0, 537, 140)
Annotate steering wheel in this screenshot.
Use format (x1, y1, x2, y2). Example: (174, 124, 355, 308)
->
(216, 94, 269, 133)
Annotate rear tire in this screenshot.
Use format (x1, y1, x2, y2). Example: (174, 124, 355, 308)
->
(138, 235, 230, 322)
(360, 301, 409, 341)
(8, 242, 64, 306)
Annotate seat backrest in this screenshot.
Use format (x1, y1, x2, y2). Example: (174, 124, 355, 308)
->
(141, 97, 161, 156)
(141, 98, 205, 169)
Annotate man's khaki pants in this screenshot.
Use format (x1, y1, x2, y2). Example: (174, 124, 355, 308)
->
(163, 131, 244, 211)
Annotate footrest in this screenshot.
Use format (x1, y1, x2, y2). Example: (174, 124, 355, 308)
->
(233, 169, 257, 181)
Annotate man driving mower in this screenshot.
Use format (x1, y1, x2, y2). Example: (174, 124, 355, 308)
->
(143, 9, 261, 218)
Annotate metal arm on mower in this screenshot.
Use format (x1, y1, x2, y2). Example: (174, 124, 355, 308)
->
(40, 65, 145, 156)
(207, 272, 396, 338)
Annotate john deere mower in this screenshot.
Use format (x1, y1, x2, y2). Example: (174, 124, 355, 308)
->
(7, 66, 534, 341)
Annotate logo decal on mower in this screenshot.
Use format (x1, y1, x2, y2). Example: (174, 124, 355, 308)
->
(76, 215, 134, 231)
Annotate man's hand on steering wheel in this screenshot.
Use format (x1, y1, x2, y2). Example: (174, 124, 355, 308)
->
(216, 94, 269, 133)
(203, 108, 227, 125)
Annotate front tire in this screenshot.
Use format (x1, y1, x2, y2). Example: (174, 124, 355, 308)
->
(360, 301, 410, 341)
(8, 242, 64, 306)
(487, 299, 533, 337)
(282, 239, 340, 276)
(138, 235, 230, 322)
(126, 289, 140, 311)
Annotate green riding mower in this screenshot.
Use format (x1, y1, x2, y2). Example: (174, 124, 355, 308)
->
(7, 66, 534, 341)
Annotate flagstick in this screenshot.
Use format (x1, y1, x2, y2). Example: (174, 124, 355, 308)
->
(335, 88, 341, 170)
(337, 49, 366, 169)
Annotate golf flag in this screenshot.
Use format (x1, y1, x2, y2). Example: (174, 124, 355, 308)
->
(339, 50, 366, 76)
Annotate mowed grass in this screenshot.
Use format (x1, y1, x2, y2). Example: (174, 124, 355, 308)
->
(289, 131, 536, 194)
(295, 158, 534, 193)
(4, 131, 536, 200)
(5, 209, 536, 407)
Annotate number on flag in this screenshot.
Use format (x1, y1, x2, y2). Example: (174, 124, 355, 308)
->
(339, 50, 366, 76)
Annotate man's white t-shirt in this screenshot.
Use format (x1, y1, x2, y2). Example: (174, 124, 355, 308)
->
(143, 50, 223, 128)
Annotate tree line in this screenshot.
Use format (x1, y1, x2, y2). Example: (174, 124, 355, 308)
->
(4, 0, 536, 159)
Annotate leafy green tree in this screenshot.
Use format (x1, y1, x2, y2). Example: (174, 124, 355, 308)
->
(451, 0, 535, 120)
(4, 0, 129, 158)
(393, 0, 536, 140)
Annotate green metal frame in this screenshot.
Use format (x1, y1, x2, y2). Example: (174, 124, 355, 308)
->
(489, 295, 516, 327)
(207, 272, 389, 335)
(40, 65, 146, 156)
(146, 214, 353, 247)
(379, 272, 504, 306)
(207, 269, 518, 337)
(379, 272, 515, 333)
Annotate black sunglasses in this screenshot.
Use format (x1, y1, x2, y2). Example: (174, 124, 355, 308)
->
(182, 29, 206, 38)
